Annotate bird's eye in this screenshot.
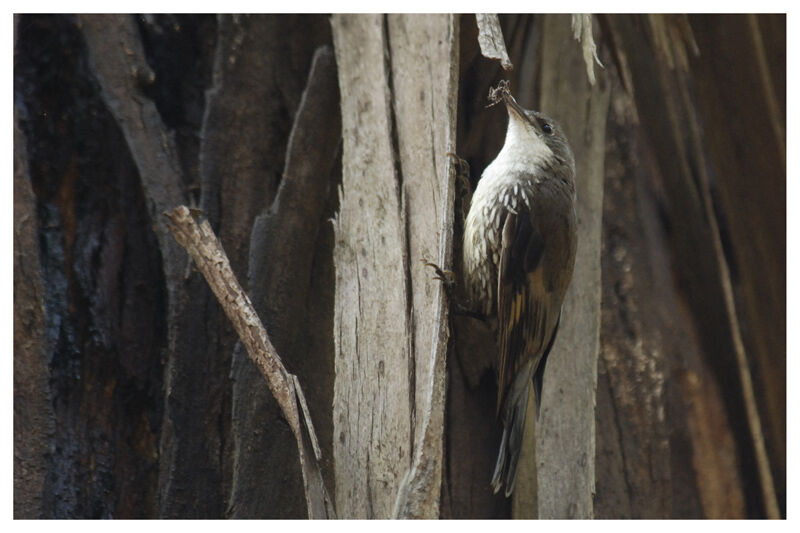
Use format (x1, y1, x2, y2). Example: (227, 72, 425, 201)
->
(542, 123, 553, 134)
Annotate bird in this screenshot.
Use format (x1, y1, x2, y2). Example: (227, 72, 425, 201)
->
(461, 82, 577, 497)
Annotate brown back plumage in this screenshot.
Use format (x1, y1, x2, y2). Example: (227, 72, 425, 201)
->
(495, 178, 576, 416)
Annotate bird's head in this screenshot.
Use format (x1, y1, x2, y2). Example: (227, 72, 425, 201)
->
(488, 82, 575, 179)
(501, 90, 575, 175)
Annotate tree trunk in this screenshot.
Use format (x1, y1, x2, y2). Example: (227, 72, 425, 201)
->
(330, 14, 458, 519)
(14, 89, 54, 520)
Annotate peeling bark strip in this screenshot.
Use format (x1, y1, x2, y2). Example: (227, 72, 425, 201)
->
(331, 14, 460, 518)
(476, 14, 513, 70)
(230, 38, 340, 519)
(163, 206, 333, 518)
(571, 14, 604, 86)
(387, 14, 459, 519)
(331, 14, 412, 519)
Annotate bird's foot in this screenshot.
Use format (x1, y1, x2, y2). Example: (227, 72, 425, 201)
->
(422, 260, 487, 321)
(423, 260, 456, 291)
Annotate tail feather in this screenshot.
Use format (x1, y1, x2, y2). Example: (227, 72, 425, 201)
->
(490, 378, 532, 496)
(492, 317, 560, 496)
(490, 425, 509, 493)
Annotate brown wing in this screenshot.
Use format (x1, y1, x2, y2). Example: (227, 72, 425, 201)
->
(495, 206, 557, 414)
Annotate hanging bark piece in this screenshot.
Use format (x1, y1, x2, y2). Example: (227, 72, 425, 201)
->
(571, 14, 604, 85)
(476, 14, 513, 70)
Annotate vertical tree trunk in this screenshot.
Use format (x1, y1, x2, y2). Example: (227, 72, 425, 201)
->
(331, 14, 458, 518)
(206, 15, 335, 519)
(13, 98, 54, 520)
(688, 16, 785, 513)
(594, 13, 783, 518)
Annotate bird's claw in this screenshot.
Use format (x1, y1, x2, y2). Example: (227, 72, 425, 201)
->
(421, 259, 485, 320)
(422, 260, 456, 288)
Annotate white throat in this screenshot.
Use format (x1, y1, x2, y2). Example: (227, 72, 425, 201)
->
(494, 115, 553, 173)
(475, 117, 553, 194)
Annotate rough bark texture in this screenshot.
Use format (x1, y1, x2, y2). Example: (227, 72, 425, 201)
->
(14, 99, 55, 520)
(331, 14, 458, 518)
(215, 16, 337, 519)
(164, 205, 333, 518)
(331, 15, 412, 519)
(388, 14, 459, 519)
(593, 13, 784, 518)
(16, 15, 171, 517)
(688, 15, 785, 514)
(596, 75, 745, 518)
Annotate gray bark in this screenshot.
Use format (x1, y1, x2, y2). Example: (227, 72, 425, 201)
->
(476, 14, 513, 71)
(388, 14, 459, 519)
(331, 15, 411, 518)
(331, 14, 459, 519)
